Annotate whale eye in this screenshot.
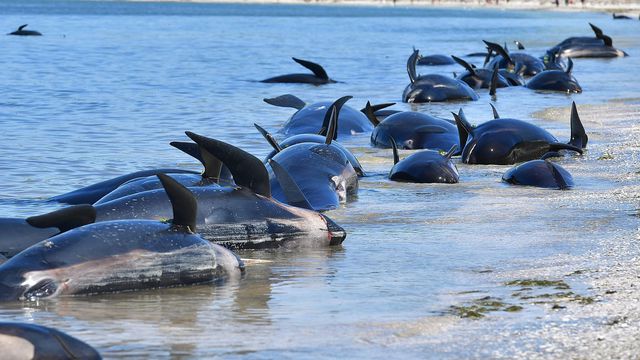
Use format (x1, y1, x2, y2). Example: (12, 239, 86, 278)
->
(23, 279, 58, 300)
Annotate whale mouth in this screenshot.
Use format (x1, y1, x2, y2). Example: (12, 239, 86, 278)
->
(0, 283, 25, 303)
(321, 215, 346, 246)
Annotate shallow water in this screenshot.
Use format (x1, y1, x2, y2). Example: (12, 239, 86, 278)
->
(0, 1, 639, 358)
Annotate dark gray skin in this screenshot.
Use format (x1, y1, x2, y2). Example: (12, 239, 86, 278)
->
(417, 54, 455, 65)
(0, 220, 243, 302)
(612, 13, 633, 20)
(265, 95, 374, 137)
(261, 58, 336, 84)
(8, 24, 41, 36)
(370, 111, 459, 152)
(547, 23, 627, 58)
(268, 143, 358, 212)
(525, 59, 582, 93)
(404, 50, 479, 103)
(48, 168, 199, 205)
(487, 53, 545, 76)
(389, 147, 459, 184)
(452, 55, 510, 90)
(453, 107, 584, 165)
(95, 174, 221, 204)
(0, 323, 101, 359)
(262, 133, 365, 177)
(503, 159, 573, 189)
(96, 186, 346, 249)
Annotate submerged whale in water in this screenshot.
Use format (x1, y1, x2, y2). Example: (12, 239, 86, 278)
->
(483, 40, 545, 76)
(0, 174, 244, 302)
(8, 24, 42, 36)
(255, 98, 366, 177)
(268, 102, 359, 211)
(525, 58, 582, 93)
(265, 94, 375, 137)
(368, 108, 459, 153)
(502, 155, 574, 190)
(261, 58, 336, 84)
(95, 141, 232, 204)
(0, 323, 101, 359)
(49, 168, 199, 205)
(403, 49, 479, 103)
(388, 140, 459, 184)
(548, 23, 627, 58)
(451, 55, 509, 90)
(1, 135, 347, 254)
(452, 102, 587, 165)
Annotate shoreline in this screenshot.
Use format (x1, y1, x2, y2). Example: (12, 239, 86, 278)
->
(127, 0, 640, 13)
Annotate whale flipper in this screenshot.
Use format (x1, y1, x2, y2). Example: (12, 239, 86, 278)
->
(292, 58, 329, 81)
(549, 142, 583, 155)
(569, 102, 588, 149)
(268, 159, 313, 210)
(185, 132, 271, 198)
(157, 173, 197, 232)
(444, 144, 458, 159)
(318, 95, 352, 139)
(254, 123, 283, 153)
(263, 94, 306, 110)
(489, 67, 499, 98)
(451, 55, 476, 75)
(169, 141, 223, 180)
(26, 205, 96, 233)
(407, 49, 419, 83)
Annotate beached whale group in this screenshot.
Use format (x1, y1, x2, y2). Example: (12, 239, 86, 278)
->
(0, 20, 628, 355)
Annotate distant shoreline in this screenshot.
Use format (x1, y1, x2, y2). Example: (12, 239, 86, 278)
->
(128, 0, 640, 13)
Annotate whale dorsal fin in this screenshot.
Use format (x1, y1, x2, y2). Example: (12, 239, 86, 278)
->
(292, 58, 329, 80)
(169, 141, 223, 180)
(589, 23, 604, 39)
(451, 55, 476, 76)
(444, 144, 458, 160)
(569, 102, 588, 149)
(157, 174, 197, 232)
(18, 24, 27, 31)
(185, 132, 271, 197)
(389, 137, 400, 165)
(319, 95, 352, 139)
(489, 67, 499, 99)
(490, 104, 500, 119)
(268, 159, 313, 210)
(362, 101, 380, 127)
(514, 41, 525, 50)
(254, 123, 283, 153)
(566, 58, 573, 74)
(407, 49, 419, 84)
(544, 160, 570, 190)
(26, 204, 96, 233)
(324, 106, 338, 145)
(452, 109, 473, 149)
(263, 94, 306, 110)
(483, 40, 513, 66)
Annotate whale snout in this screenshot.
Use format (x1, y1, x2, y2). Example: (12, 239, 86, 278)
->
(321, 215, 346, 246)
(0, 282, 25, 302)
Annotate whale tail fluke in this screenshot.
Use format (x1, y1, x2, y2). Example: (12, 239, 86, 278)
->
(263, 94, 306, 110)
(268, 159, 314, 210)
(362, 101, 380, 127)
(568, 102, 588, 149)
(185, 132, 271, 198)
(483, 40, 513, 66)
(26, 205, 96, 233)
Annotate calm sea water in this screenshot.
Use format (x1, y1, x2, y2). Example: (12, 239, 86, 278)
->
(0, 1, 639, 358)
